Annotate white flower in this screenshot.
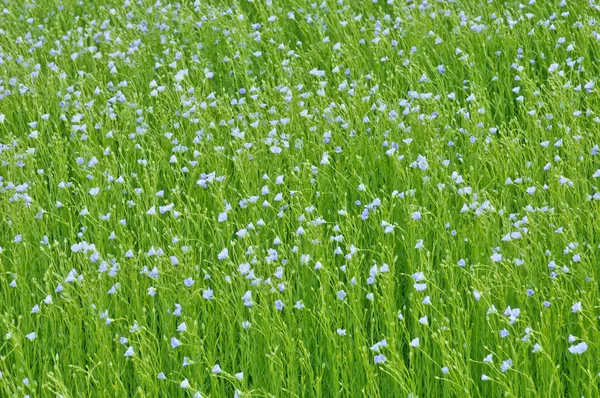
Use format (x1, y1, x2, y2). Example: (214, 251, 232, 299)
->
(217, 248, 229, 260)
(124, 346, 134, 357)
(568, 342, 588, 354)
(175, 69, 188, 82)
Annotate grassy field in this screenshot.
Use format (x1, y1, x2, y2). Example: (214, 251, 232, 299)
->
(1, 0, 600, 396)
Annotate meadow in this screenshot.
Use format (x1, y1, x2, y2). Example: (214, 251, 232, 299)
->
(1, 0, 600, 396)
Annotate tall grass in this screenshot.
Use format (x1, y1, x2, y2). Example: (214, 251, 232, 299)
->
(1, 0, 600, 396)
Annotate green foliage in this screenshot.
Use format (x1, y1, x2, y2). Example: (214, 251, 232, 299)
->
(0, 0, 599, 397)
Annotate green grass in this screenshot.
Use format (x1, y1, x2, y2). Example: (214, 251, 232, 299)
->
(1, 0, 600, 396)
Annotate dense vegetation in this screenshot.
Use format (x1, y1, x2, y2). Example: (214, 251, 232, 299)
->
(1, 0, 600, 396)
